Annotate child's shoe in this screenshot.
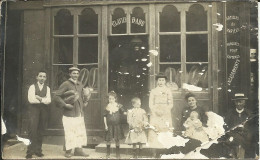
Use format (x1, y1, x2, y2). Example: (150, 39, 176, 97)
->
(106, 145, 110, 158)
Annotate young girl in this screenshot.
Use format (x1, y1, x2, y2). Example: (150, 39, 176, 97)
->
(125, 97, 149, 158)
(183, 111, 209, 143)
(104, 91, 125, 158)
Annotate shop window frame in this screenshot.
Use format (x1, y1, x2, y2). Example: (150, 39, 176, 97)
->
(51, 7, 101, 92)
(155, 3, 212, 95)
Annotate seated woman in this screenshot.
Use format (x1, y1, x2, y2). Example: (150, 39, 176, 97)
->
(181, 92, 208, 131)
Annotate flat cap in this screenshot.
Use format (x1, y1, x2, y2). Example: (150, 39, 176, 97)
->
(69, 66, 80, 72)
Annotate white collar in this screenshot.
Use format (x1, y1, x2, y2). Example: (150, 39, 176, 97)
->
(37, 82, 44, 86)
(236, 108, 244, 114)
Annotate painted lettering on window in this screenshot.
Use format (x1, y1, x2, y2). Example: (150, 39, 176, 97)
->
(112, 17, 145, 27)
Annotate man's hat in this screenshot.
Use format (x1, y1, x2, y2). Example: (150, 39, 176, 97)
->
(69, 66, 80, 72)
(232, 93, 248, 100)
(155, 72, 168, 80)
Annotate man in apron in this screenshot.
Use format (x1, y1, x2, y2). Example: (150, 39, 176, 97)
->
(55, 67, 89, 158)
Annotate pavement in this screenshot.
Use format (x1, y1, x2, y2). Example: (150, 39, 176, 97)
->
(2, 142, 136, 159)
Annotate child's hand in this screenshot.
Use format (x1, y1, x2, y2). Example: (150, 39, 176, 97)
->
(105, 125, 108, 131)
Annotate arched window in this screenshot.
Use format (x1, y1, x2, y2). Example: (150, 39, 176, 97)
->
(112, 8, 127, 34)
(79, 8, 98, 34)
(186, 4, 207, 31)
(131, 7, 146, 33)
(54, 9, 73, 35)
(160, 5, 180, 32)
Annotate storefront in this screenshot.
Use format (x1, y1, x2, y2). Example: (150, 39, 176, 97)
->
(4, 0, 257, 145)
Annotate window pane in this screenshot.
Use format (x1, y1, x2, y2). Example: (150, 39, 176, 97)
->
(54, 38, 73, 64)
(54, 9, 73, 35)
(160, 5, 180, 32)
(131, 7, 146, 33)
(186, 64, 208, 89)
(52, 65, 72, 90)
(79, 8, 98, 34)
(78, 65, 98, 89)
(112, 8, 127, 34)
(186, 34, 208, 62)
(186, 4, 207, 31)
(160, 35, 181, 62)
(78, 37, 98, 64)
(160, 64, 181, 89)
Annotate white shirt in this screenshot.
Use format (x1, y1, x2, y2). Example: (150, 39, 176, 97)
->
(236, 108, 244, 114)
(28, 82, 51, 105)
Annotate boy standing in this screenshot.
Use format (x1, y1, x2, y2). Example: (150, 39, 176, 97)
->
(26, 70, 51, 158)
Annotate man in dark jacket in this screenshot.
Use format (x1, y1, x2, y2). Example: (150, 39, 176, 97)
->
(26, 70, 51, 158)
(54, 67, 90, 158)
(225, 93, 251, 159)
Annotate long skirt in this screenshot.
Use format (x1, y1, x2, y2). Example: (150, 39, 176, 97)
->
(148, 104, 172, 148)
(62, 116, 87, 150)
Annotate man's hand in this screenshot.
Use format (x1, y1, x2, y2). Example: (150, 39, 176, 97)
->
(35, 95, 42, 102)
(65, 104, 74, 110)
(105, 125, 108, 131)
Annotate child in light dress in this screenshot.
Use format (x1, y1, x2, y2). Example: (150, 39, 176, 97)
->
(183, 111, 209, 143)
(125, 97, 149, 158)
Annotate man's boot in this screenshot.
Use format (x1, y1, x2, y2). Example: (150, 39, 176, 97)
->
(138, 148, 142, 158)
(106, 145, 111, 158)
(116, 145, 120, 159)
(133, 148, 137, 158)
(74, 147, 89, 157)
(64, 149, 72, 158)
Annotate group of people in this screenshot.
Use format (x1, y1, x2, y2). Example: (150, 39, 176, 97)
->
(26, 67, 90, 158)
(25, 67, 254, 159)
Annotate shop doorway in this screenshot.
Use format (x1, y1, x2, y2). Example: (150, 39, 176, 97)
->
(108, 35, 149, 112)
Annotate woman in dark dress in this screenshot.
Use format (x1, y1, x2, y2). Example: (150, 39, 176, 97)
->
(181, 92, 208, 130)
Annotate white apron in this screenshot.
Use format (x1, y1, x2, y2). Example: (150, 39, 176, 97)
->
(62, 116, 87, 150)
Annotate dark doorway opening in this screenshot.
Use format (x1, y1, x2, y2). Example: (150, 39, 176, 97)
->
(108, 35, 149, 111)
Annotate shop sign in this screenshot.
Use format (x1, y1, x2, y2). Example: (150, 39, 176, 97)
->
(226, 6, 241, 87)
(112, 16, 145, 27)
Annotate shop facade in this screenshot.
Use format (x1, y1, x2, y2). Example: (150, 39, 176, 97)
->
(4, 0, 257, 145)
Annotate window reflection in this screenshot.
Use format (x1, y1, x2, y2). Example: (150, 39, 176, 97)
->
(186, 4, 207, 31)
(78, 37, 98, 64)
(160, 35, 181, 62)
(54, 9, 73, 35)
(186, 34, 208, 62)
(79, 8, 98, 34)
(52, 65, 71, 90)
(160, 5, 180, 32)
(186, 64, 208, 89)
(160, 65, 182, 89)
(54, 38, 73, 64)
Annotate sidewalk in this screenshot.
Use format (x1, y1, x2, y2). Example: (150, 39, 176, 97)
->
(2, 143, 134, 159)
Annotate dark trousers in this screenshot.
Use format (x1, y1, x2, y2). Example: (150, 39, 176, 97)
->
(27, 105, 47, 155)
